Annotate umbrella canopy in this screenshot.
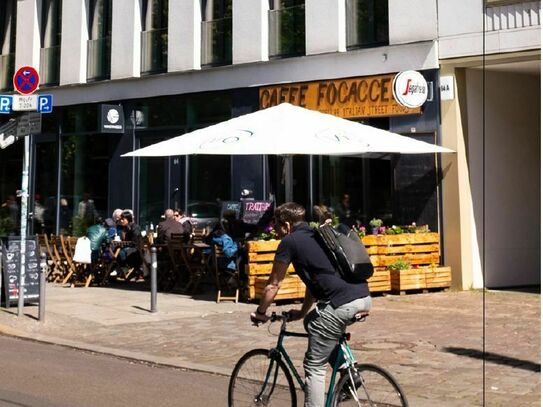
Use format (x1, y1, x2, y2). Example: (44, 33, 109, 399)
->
(122, 103, 454, 157)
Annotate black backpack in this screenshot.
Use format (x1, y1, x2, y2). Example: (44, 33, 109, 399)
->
(315, 224, 374, 283)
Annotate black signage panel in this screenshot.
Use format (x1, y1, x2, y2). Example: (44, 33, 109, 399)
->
(221, 201, 242, 220)
(1, 237, 40, 307)
(17, 112, 42, 136)
(242, 200, 273, 226)
(100, 104, 125, 133)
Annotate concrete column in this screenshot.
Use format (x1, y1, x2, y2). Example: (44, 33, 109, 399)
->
(15, 0, 40, 69)
(169, 0, 201, 72)
(233, 0, 269, 64)
(60, 0, 88, 85)
(111, 0, 141, 80)
(306, 0, 346, 55)
(440, 65, 483, 290)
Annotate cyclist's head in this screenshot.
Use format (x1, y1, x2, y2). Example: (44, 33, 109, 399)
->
(274, 203, 305, 236)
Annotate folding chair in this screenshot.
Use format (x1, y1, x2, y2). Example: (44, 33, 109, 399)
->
(212, 245, 240, 303)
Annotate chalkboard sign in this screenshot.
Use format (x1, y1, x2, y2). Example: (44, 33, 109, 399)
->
(221, 201, 242, 220)
(1, 238, 40, 307)
(242, 200, 274, 225)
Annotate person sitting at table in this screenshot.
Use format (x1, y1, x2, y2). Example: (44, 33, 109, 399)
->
(156, 208, 185, 244)
(118, 209, 143, 271)
(105, 208, 123, 239)
(174, 208, 193, 243)
(86, 216, 110, 264)
(204, 223, 238, 271)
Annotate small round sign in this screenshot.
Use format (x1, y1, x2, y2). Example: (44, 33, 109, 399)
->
(392, 70, 428, 108)
(13, 66, 40, 95)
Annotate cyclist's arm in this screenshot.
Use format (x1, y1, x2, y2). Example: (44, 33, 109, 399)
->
(288, 289, 315, 321)
(253, 260, 289, 319)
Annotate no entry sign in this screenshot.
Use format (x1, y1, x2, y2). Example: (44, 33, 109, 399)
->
(13, 66, 40, 95)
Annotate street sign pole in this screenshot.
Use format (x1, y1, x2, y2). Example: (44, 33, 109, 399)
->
(17, 134, 30, 316)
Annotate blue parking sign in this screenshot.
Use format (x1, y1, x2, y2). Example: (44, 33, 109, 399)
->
(0, 95, 12, 113)
(37, 95, 53, 113)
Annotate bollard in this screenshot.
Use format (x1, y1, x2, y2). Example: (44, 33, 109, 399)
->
(150, 247, 157, 313)
(39, 252, 46, 322)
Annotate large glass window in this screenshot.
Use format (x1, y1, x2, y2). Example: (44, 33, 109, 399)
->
(201, 0, 232, 66)
(60, 134, 115, 236)
(87, 0, 112, 81)
(0, 128, 22, 236)
(40, 0, 62, 86)
(0, 0, 16, 90)
(346, 0, 388, 49)
(141, 0, 168, 74)
(269, 0, 305, 58)
(34, 140, 59, 235)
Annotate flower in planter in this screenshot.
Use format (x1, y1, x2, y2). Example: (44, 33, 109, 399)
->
(385, 225, 404, 235)
(356, 225, 366, 238)
(369, 218, 383, 229)
(378, 226, 386, 235)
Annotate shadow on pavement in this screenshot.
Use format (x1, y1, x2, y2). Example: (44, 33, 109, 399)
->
(443, 346, 541, 372)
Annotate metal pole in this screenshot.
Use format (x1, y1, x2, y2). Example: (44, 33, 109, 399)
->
(39, 252, 46, 321)
(18, 135, 30, 317)
(150, 246, 157, 313)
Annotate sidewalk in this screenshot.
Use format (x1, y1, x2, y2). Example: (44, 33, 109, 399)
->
(0, 284, 539, 406)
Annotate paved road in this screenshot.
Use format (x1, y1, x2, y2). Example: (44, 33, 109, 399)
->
(0, 336, 229, 407)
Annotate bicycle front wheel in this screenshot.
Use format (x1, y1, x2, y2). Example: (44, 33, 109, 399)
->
(228, 348, 297, 407)
(333, 363, 408, 406)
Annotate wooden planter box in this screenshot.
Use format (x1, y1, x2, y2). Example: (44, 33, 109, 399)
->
(253, 274, 306, 301)
(390, 266, 452, 293)
(367, 269, 391, 292)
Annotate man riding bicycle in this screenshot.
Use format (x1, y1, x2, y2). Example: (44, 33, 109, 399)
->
(250, 202, 372, 407)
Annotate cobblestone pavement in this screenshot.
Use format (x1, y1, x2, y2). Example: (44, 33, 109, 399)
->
(0, 284, 539, 406)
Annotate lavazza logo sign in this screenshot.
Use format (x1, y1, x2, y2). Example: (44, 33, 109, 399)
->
(392, 70, 428, 108)
(105, 108, 121, 129)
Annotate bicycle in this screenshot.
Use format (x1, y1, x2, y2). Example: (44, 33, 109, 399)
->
(228, 311, 408, 407)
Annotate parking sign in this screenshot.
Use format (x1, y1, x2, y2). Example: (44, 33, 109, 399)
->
(37, 95, 53, 113)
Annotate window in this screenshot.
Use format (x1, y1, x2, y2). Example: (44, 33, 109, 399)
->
(201, 0, 232, 66)
(0, 0, 16, 90)
(87, 0, 112, 81)
(346, 0, 388, 49)
(141, 0, 168, 74)
(40, 0, 62, 86)
(268, 0, 305, 58)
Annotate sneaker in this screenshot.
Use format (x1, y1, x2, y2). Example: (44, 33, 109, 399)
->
(338, 369, 362, 401)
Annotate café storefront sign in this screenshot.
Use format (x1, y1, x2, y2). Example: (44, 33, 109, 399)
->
(259, 74, 421, 119)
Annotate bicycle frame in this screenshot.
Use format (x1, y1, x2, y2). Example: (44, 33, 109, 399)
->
(262, 319, 357, 407)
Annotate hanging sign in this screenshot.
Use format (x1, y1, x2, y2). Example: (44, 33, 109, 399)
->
(13, 66, 40, 95)
(392, 70, 428, 108)
(100, 104, 125, 133)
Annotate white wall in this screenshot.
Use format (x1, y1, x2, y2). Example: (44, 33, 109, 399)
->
(389, 0, 438, 44)
(15, 0, 40, 69)
(168, 0, 201, 71)
(111, 0, 141, 80)
(233, 0, 268, 64)
(466, 69, 540, 287)
(306, 0, 346, 55)
(60, 0, 88, 85)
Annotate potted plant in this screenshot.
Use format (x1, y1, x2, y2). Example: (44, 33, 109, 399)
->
(387, 260, 411, 272)
(369, 218, 383, 235)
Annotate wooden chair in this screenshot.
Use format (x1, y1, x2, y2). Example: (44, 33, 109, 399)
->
(212, 245, 240, 303)
(180, 244, 208, 293)
(191, 228, 207, 243)
(49, 235, 68, 283)
(60, 235, 91, 287)
(164, 233, 187, 290)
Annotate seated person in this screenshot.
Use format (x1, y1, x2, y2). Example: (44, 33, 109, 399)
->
(86, 216, 110, 264)
(156, 208, 185, 244)
(174, 209, 193, 242)
(204, 223, 238, 271)
(118, 209, 142, 269)
(105, 208, 123, 239)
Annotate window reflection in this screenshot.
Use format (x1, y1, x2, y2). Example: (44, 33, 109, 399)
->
(34, 141, 58, 235)
(138, 136, 167, 229)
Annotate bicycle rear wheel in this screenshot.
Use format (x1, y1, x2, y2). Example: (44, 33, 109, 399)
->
(333, 363, 408, 406)
(228, 348, 297, 407)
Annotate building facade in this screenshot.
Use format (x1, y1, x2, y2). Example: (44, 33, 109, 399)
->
(0, 0, 539, 289)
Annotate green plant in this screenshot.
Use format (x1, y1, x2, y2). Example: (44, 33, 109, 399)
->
(309, 221, 321, 230)
(385, 225, 404, 235)
(0, 216, 15, 236)
(369, 218, 383, 229)
(387, 260, 411, 271)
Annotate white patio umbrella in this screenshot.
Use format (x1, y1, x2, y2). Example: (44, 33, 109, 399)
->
(122, 103, 454, 157)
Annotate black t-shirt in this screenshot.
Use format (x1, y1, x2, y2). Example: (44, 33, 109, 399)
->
(274, 222, 369, 308)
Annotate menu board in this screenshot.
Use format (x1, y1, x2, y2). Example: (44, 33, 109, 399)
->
(242, 200, 274, 226)
(1, 238, 40, 307)
(221, 201, 242, 220)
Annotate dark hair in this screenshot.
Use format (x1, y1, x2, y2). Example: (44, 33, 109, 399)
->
(121, 210, 133, 223)
(275, 202, 305, 225)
